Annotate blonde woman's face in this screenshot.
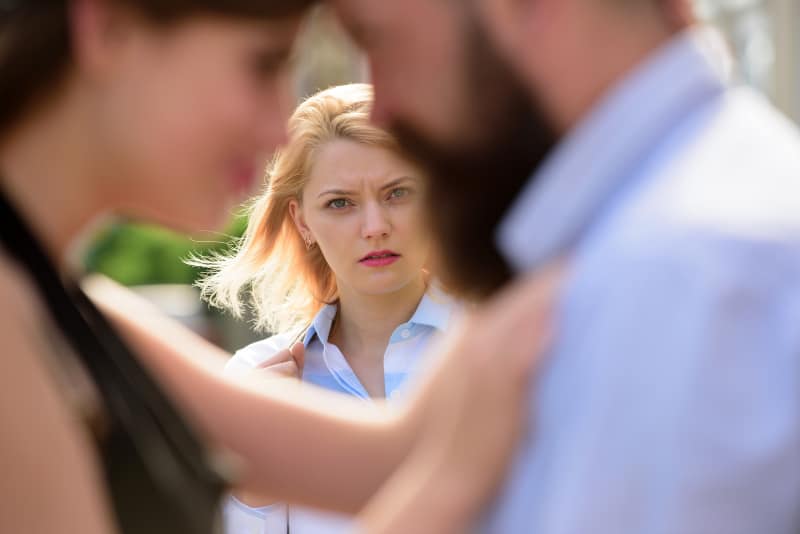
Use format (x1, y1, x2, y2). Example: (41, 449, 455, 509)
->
(293, 139, 431, 296)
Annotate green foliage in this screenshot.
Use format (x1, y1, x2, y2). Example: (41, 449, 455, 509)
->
(84, 216, 248, 286)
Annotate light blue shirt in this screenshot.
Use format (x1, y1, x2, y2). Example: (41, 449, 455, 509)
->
(487, 27, 800, 533)
(223, 286, 458, 534)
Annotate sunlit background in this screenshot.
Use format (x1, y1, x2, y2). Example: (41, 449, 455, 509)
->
(85, 1, 800, 350)
(698, 0, 799, 121)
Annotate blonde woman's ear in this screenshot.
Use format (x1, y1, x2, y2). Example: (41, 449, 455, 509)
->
(288, 198, 309, 233)
(289, 201, 317, 249)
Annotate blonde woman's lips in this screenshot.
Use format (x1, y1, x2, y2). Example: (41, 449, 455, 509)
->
(359, 249, 401, 267)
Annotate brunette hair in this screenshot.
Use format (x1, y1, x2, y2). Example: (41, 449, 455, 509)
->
(0, 0, 316, 136)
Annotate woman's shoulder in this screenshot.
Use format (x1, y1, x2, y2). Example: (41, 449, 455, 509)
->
(0, 256, 50, 391)
(0, 256, 116, 534)
(223, 329, 302, 376)
(0, 254, 41, 325)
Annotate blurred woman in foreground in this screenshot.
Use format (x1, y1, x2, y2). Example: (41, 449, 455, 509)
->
(0, 1, 556, 533)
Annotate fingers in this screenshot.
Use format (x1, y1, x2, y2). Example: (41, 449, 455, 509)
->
(255, 348, 294, 369)
(479, 260, 567, 378)
(289, 342, 305, 371)
(251, 360, 301, 379)
(253, 344, 305, 379)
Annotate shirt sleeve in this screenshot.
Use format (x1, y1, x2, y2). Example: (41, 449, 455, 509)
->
(486, 235, 800, 534)
(221, 335, 294, 533)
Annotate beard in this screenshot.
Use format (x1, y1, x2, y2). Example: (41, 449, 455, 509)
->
(389, 18, 559, 301)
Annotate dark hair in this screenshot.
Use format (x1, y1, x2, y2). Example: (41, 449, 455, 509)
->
(0, 0, 316, 136)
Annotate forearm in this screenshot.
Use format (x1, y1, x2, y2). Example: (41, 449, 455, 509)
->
(356, 445, 480, 534)
(210, 378, 415, 513)
(83, 275, 418, 513)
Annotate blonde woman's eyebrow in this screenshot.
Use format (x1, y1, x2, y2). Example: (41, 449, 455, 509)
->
(317, 177, 417, 198)
(380, 176, 417, 190)
(318, 188, 356, 198)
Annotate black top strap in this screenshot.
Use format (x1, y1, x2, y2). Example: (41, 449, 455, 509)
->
(0, 185, 225, 534)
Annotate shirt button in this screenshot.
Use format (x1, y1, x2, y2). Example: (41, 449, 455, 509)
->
(400, 329, 411, 339)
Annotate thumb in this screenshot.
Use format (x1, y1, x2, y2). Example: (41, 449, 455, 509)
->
(289, 342, 305, 371)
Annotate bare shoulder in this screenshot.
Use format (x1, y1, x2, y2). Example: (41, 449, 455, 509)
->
(0, 254, 38, 322)
(0, 256, 115, 533)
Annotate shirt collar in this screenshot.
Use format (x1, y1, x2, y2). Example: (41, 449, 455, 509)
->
(303, 303, 337, 346)
(405, 282, 455, 332)
(302, 283, 456, 346)
(496, 26, 731, 273)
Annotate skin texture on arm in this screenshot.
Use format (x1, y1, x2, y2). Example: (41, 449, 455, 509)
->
(228, 341, 304, 507)
(84, 264, 561, 525)
(83, 274, 415, 514)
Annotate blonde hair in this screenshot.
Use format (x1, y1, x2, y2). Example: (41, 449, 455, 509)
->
(194, 83, 400, 334)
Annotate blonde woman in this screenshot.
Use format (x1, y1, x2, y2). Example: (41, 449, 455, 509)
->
(198, 84, 459, 534)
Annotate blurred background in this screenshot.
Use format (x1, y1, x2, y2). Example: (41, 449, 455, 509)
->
(697, 0, 799, 121)
(84, 1, 800, 352)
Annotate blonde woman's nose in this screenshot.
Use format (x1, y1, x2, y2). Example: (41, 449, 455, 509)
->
(361, 201, 391, 240)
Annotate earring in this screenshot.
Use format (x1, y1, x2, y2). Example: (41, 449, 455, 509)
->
(303, 234, 315, 250)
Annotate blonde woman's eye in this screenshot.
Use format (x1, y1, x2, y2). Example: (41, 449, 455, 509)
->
(389, 188, 409, 199)
(328, 198, 351, 209)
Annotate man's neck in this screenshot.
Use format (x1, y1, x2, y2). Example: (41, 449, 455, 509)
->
(529, 8, 691, 133)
